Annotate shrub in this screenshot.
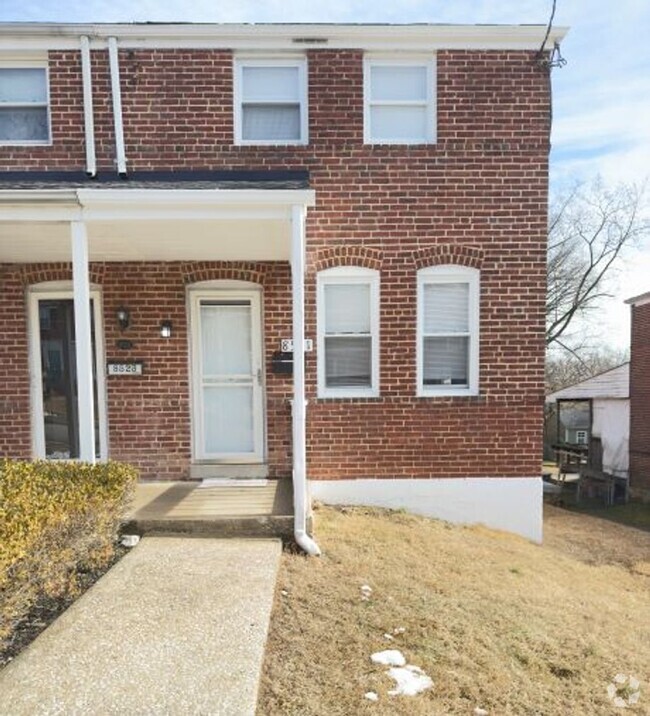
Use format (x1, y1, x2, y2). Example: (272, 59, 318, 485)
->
(0, 460, 138, 651)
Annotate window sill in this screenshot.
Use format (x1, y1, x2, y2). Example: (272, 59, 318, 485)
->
(317, 390, 380, 400)
(364, 138, 436, 146)
(235, 139, 308, 147)
(0, 139, 51, 146)
(417, 389, 479, 398)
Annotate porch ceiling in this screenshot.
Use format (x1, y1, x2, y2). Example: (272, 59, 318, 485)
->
(0, 218, 291, 262)
(0, 187, 315, 263)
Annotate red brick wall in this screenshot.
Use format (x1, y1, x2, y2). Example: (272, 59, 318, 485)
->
(0, 47, 551, 481)
(0, 262, 293, 480)
(630, 302, 650, 494)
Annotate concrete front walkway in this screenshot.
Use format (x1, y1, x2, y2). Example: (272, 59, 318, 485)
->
(0, 537, 281, 716)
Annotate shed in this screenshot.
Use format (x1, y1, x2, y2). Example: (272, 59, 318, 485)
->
(547, 363, 630, 478)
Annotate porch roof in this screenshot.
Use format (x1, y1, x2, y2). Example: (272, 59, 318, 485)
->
(0, 172, 315, 263)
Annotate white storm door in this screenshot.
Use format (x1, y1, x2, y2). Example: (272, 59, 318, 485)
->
(192, 291, 264, 461)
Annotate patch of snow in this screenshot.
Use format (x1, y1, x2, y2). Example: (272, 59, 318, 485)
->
(393, 627, 406, 634)
(386, 665, 433, 697)
(120, 534, 140, 548)
(371, 650, 406, 667)
(361, 584, 373, 601)
(383, 633, 394, 641)
(474, 708, 489, 716)
(614, 674, 627, 684)
(364, 692, 379, 702)
(280, 590, 289, 597)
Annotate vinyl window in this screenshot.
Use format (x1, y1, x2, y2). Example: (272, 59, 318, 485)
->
(364, 57, 435, 144)
(417, 265, 479, 396)
(317, 267, 379, 398)
(0, 65, 50, 144)
(234, 58, 308, 145)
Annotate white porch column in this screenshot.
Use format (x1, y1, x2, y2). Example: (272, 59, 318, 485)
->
(71, 221, 96, 463)
(291, 205, 320, 555)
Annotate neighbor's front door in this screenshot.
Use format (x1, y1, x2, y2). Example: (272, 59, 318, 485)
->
(191, 290, 264, 462)
(29, 290, 107, 460)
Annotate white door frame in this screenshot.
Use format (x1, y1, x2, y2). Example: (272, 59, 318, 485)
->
(28, 283, 108, 460)
(189, 285, 265, 463)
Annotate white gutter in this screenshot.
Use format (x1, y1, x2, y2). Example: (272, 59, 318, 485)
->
(80, 36, 96, 177)
(108, 36, 127, 175)
(0, 23, 569, 52)
(291, 204, 321, 556)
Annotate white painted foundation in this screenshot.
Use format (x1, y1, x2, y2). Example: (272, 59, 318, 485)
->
(310, 477, 543, 543)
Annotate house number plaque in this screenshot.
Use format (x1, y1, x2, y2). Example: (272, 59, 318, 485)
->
(107, 362, 144, 376)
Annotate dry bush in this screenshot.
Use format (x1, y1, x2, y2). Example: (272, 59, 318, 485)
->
(0, 460, 138, 651)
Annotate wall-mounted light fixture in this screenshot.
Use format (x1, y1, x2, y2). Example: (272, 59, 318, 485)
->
(116, 306, 130, 331)
(160, 320, 172, 338)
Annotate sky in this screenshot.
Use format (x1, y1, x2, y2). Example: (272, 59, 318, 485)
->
(1, 0, 649, 350)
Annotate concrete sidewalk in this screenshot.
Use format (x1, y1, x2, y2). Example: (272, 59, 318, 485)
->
(0, 537, 281, 715)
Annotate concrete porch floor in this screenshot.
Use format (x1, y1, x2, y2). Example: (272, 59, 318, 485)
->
(124, 479, 294, 538)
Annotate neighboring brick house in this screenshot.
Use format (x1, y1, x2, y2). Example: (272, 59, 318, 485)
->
(626, 291, 650, 499)
(0, 22, 567, 545)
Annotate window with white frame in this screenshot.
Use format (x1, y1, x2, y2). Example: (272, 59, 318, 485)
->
(0, 65, 50, 144)
(364, 57, 435, 144)
(317, 267, 379, 398)
(417, 265, 479, 396)
(575, 430, 588, 445)
(234, 58, 308, 145)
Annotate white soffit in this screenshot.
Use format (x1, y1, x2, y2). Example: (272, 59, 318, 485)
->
(0, 219, 291, 262)
(0, 23, 569, 52)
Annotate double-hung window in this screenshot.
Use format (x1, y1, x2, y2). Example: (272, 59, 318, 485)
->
(0, 64, 50, 144)
(364, 57, 435, 144)
(317, 267, 379, 398)
(234, 58, 308, 145)
(417, 265, 480, 396)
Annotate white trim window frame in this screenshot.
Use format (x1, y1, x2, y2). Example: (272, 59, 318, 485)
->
(28, 283, 108, 460)
(0, 59, 51, 145)
(233, 56, 308, 146)
(417, 265, 480, 397)
(363, 55, 436, 145)
(317, 266, 380, 399)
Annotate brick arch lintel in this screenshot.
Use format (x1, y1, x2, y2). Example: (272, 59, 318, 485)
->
(309, 245, 383, 273)
(181, 262, 267, 286)
(411, 244, 484, 270)
(19, 263, 106, 286)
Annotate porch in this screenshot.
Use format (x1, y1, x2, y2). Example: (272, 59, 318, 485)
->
(0, 173, 320, 553)
(124, 479, 295, 538)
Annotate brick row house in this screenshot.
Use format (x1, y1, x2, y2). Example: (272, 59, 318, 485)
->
(0, 22, 567, 546)
(627, 291, 650, 499)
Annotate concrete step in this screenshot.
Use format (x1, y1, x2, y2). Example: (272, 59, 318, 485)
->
(123, 514, 294, 539)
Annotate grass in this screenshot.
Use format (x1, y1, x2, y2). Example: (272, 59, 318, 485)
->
(571, 501, 650, 532)
(258, 504, 650, 715)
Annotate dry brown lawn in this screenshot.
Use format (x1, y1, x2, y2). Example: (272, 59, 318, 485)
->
(257, 504, 650, 716)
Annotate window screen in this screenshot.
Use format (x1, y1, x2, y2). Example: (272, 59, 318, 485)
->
(366, 62, 432, 144)
(238, 63, 305, 143)
(0, 67, 49, 142)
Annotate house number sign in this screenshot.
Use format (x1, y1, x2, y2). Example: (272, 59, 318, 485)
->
(107, 362, 144, 376)
(281, 339, 313, 352)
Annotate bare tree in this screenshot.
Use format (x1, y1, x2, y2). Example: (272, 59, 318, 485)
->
(546, 178, 648, 352)
(545, 346, 629, 394)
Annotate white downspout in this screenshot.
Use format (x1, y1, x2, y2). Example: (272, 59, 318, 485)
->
(80, 36, 96, 177)
(108, 36, 127, 176)
(291, 204, 321, 556)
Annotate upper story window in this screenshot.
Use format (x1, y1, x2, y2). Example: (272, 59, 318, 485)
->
(317, 267, 380, 399)
(417, 265, 479, 397)
(0, 64, 50, 144)
(234, 58, 308, 145)
(364, 57, 436, 145)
